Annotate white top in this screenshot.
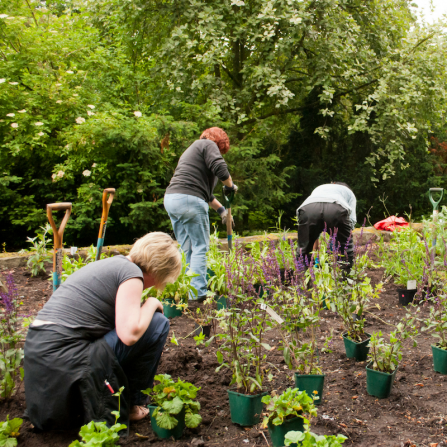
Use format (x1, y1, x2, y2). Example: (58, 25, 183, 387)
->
(298, 184, 357, 226)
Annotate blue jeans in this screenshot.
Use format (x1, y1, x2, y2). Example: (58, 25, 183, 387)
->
(164, 193, 210, 298)
(104, 312, 170, 405)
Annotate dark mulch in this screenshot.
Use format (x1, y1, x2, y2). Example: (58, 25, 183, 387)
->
(1, 260, 447, 447)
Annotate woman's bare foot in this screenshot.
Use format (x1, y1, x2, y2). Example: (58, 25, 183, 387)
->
(129, 405, 149, 422)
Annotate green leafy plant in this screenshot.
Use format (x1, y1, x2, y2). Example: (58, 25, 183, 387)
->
(0, 274, 27, 399)
(261, 388, 317, 429)
(367, 316, 418, 373)
(0, 415, 23, 447)
(420, 293, 447, 349)
(21, 224, 53, 276)
(69, 386, 126, 447)
(142, 374, 202, 430)
(60, 245, 107, 283)
(185, 295, 215, 326)
(285, 429, 347, 447)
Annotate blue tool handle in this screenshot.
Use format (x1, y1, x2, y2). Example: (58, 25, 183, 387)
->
(96, 237, 104, 261)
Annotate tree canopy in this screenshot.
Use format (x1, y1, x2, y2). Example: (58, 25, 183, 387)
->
(1, 0, 447, 248)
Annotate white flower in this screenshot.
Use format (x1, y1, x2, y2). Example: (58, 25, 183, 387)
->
(52, 173, 57, 180)
(56, 83, 62, 86)
(57, 170, 64, 178)
(0, 79, 5, 83)
(72, 93, 78, 96)
(87, 105, 95, 109)
(35, 122, 44, 126)
(18, 109, 26, 113)
(87, 111, 95, 116)
(231, 0, 245, 5)
(6, 113, 15, 117)
(134, 111, 142, 117)
(11, 123, 18, 128)
(37, 132, 44, 136)
(56, 100, 63, 104)
(92, 163, 97, 168)
(137, 189, 143, 193)
(66, 70, 74, 74)
(0, 14, 8, 19)
(75, 117, 85, 124)
(82, 170, 91, 177)
(9, 82, 18, 85)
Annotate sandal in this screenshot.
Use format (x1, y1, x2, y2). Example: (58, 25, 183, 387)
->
(129, 405, 149, 422)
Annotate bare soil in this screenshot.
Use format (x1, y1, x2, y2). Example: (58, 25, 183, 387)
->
(1, 260, 447, 447)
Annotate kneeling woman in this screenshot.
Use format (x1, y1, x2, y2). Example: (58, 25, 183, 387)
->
(24, 232, 182, 430)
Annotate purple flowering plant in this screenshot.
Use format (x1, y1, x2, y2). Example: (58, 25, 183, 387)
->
(0, 273, 27, 399)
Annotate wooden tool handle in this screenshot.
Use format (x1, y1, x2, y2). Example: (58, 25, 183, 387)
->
(46, 203, 72, 249)
(226, 208, 233, 236)
(102, 188, 115, 211)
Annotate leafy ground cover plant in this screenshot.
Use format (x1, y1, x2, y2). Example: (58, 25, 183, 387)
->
(284, 429, 347, 447)
(0, 273, 29, 399)
(69, 387, 126, 447)
(367, 316, 418, 373)
(420, 293, 447, 348)
(261, 388, 317, 428)
(0, 415, 23, 447)
(142, 374, 202, 429)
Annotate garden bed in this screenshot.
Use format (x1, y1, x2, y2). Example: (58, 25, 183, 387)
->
(1, 259, 447, 447)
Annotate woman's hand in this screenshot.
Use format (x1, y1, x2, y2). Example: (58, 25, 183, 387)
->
(147, 297, 164, 314)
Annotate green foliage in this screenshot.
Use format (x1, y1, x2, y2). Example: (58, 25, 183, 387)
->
(69, 386, 126, 447)
(284, 429, 347, 447)
(367, 315, 418, 373)
(141, 374, 202, 429)
(206, 226, 231, 296)
(60, 245, 107, 283)
(21, 224, 53, 276)
(0, 416, 23, 447)
(261, 388, 317, 429)
(420, 293, 447, 349)
(0, 274, 27, 399)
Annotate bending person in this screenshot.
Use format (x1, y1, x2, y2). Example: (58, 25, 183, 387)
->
(24, 232, 182, 430)
(164, 127, 237, 302)
(297, 182, 356, 269)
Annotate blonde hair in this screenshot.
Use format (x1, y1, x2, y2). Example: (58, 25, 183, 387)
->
(129, 232, 182, 288)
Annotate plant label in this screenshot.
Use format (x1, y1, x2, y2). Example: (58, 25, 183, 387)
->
(70, 246, 78, 255)
(260, 303, 284, 324)
(407, 280, 416, 290)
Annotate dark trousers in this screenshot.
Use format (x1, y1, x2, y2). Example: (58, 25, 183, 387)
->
(104, 312, 170, 406)
(297, 202, 354, 268)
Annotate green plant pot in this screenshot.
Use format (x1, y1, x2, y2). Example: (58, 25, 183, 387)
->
(294, 373, 325, 406)
(163, 298, 183, 319)
(342, 332, 371, 361)
(322, 296, 329, 310)
(366, 362, 397, 399)
(206, 268, 215, 281)
(432, 345, 447, 374)
(217, 295, 228, 310)
(227, 389, 267, 426)
(148, 405, 186, 440)
(268, 416, 305, 447)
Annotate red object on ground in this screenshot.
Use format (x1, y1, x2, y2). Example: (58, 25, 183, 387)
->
(374, 216, 409, 232)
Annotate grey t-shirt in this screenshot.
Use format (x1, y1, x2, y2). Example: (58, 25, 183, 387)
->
(37, 255, 143, 338)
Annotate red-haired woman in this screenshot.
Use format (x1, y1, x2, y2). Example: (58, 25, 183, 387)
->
(164, 127, 237, 301)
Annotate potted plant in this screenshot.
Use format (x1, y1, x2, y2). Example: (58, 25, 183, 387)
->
(207, 227, 231, 309)
(142, 374, 202, 440)
(284, 429, 347, 446)
(185, 295, 215, 338)
(324, 231, 382, 361)
(215, 247, 273, 426)
(420, 293, 447, 374)
(366, 316, 418, 399)
(261, 388, 317, 447)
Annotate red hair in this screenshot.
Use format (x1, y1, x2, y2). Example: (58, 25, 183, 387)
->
(200, 127, 230, 154)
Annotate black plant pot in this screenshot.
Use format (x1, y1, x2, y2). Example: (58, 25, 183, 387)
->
(193, 323, 212, 338)
(397, 288, 416, 306)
